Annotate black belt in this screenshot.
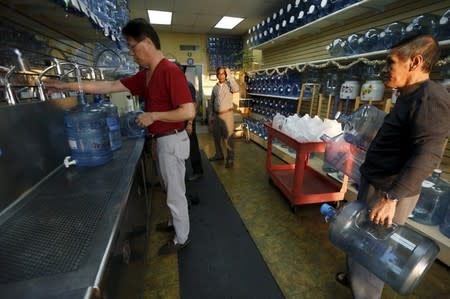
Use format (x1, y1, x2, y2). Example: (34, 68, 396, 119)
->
(150, 128, 185, 139)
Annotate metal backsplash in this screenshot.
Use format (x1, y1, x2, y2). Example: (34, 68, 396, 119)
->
(0, 100, 74, 212)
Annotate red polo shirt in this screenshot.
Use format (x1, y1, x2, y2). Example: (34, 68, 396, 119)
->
(120, 59, 192, 134)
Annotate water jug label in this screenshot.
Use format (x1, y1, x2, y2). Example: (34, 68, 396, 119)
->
(421, 180, 434, 188)
(68, 139, 78, 150)
(390, 233, 415, 251)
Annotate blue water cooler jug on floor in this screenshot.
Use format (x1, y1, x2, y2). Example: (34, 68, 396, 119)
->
(320, 201, 440, 295)
(411, 169, 450, 225)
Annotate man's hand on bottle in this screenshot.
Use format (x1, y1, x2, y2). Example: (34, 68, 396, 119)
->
(136, 112, 155, 127)
(369, 198, 397, 228)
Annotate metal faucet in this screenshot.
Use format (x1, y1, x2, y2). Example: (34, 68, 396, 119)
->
(37, 62, 78, 101)
(1, 65, 17, 105)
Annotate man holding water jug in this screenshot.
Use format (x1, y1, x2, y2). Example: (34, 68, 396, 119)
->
(335, 33, 450, 298)
(45, 18, 195, 256)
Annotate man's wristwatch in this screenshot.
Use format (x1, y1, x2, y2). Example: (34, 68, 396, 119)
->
(383, 191, 398, 203)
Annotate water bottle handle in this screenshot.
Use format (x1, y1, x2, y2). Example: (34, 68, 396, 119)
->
(356, 209, 398, 240)
(127, 111, 143, 130)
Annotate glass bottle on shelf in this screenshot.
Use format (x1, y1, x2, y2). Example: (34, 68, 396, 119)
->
(405, 14, 439, 39)
(360, 65, 385, 102)
(358, 28, 383, 53)
(411, 169, 450, 226)
(379, 22, 406, 50)
(438, 9, 450, 41)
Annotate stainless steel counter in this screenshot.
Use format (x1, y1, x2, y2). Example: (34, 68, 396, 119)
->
(0, 138, 145, 299)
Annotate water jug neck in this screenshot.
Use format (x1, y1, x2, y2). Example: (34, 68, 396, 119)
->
(320, 203, 337, 222)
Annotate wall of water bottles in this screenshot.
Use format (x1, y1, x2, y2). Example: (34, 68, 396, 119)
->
(207, 37, 243, 70)
(327, 9, 450, 57)
(53, 0, 129, 42)
(247, 0, 361, 48)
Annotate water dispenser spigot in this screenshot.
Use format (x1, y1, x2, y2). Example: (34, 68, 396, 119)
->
(1, 65, 17, 105)
(64, 156, 77, 168)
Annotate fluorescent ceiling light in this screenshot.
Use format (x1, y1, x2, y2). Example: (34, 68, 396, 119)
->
(215, 16, 244, 29)
(147, 10, 172, 25)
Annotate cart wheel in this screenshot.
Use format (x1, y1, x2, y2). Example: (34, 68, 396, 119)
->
(290, 204, 298, 213)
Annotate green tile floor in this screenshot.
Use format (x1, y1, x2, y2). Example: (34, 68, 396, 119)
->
(141, 125, 450, 299)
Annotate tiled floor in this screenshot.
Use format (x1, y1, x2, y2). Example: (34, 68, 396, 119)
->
(142, 125, 450, 299)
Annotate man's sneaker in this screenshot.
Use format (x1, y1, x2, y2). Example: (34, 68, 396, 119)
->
(208, 155, 224, 161)
(156, 222, 175, 232)
(158, 239, 190, 255)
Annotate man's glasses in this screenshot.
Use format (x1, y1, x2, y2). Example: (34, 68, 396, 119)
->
(128, 39, 144, 53)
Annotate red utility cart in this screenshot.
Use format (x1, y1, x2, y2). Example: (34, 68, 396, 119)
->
(264, 122, 348, 211)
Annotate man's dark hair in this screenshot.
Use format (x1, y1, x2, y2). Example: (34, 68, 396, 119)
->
(122, 18, 161, 50)
(390, 34, 440, 72)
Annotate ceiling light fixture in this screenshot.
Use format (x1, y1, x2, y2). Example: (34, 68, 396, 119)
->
(147, 10, 172, 25)
(214, 16, 244, 29)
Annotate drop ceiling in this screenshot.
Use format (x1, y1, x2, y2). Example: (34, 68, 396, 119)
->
(128, 0, 293, 36)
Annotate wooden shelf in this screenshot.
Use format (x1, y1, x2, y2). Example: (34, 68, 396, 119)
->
(248, 93, 298, 100)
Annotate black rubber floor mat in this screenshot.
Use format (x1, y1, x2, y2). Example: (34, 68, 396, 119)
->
(178, 152, 284, 299)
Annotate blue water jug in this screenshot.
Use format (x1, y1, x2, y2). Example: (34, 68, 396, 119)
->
(412, 169, 450, 225)
(343, 104, 386, 150)
(439, 202, 450, 238)
(64, 106, 113, 167)
(98, 103, 122, 151)
(123, 111, 146, 138)
(321, 201, 440, 295)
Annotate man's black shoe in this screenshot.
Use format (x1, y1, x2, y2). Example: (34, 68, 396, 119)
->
(156, 222, 175, 232)
(158, 239, 190, 255)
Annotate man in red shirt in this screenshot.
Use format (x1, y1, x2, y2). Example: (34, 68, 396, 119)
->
(45, 18, 195, 255)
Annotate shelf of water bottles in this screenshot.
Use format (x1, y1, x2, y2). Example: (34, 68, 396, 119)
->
(53, 0, 129, 42)
(207, 37, 243, 70)
(250, 96, 298, 119)
(248, 0, 399, 50)
(246, 72, 301, 99)
(327, 8, 450, 59)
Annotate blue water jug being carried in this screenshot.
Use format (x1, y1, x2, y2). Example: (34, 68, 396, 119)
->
(320, 201, 440, 295)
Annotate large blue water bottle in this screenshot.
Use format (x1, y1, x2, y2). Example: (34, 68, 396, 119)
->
(320, 201, 440, 295)
(439, 201, 450, 238)
(412, 169, 450, 225)
(64, 104, 113, 167)
(99, 103, 122, 151)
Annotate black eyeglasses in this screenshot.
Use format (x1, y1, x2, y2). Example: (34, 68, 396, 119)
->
(128, 39, 144, 52)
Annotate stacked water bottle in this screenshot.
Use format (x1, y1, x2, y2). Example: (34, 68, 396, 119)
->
(207, 37, 242, 70)
(247, 0, 361, 47)
(247, 72, 301, 98)
(411, 169, 450, 238)
(327, 9, 450, 57)
(251, 96, 298, 118)
(243, 117, 269, 140)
